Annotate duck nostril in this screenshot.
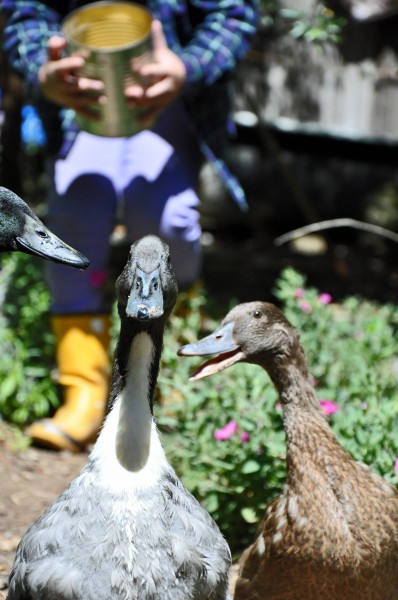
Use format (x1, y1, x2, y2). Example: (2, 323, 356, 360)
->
(137, 306, 149, 320)
(36, 229, 49, 239)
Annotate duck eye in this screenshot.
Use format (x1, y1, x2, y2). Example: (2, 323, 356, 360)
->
(254, 310, 262, 319)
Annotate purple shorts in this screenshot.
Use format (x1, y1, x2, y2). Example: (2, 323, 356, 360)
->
(45, 102, 203, 314)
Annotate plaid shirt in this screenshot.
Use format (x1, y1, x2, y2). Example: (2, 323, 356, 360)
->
(1, 0, 259, 209)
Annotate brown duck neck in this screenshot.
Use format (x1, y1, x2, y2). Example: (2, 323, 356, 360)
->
(267, 345, 349, 486)
(268, 344, 322, 415)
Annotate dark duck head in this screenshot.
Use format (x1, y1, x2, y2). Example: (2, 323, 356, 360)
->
(116, 234, 177, 324)
(111, 235, 178, 421)
(7, 235, 232, 600)
(0, 186, 89, 268)
(179, 301, 398, 600)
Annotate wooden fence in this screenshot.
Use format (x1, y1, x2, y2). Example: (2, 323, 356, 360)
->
(234, 5, 398, 143)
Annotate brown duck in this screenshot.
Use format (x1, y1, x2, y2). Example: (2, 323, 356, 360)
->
(178, 301, 398, 600)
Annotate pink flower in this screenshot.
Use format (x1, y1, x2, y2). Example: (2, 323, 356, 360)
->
(89, 269, 107, 288)
(320, 399, 339, 416)
(319, 293, 332, 305)
(214, 420, 238, 441)
(394, 458, 398, 472)
(294, 288, 305, 298)
(241, 432, 250, 443)
(275, 402, 282, 410)
(299, 300, 312, 314)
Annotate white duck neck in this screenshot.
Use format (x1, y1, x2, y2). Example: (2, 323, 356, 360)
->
(92, 331, 167, 483)
(115, 331, 155, 471)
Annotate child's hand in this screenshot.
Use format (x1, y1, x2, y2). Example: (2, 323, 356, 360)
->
(38, 36, 105, 120)
(125, 20, 187, 125)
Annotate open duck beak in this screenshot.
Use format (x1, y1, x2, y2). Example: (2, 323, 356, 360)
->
(15, 213, 89, 269)
(178, 321, 245, 381)
(126, 266, 164, 321)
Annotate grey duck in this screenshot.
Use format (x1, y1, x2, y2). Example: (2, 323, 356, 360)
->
(7, 235, 231, 600)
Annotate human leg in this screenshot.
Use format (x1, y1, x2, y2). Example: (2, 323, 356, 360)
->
(27, 134, 120, 451)
(46, 133, 122, 314)
(27, 314, 111, 452)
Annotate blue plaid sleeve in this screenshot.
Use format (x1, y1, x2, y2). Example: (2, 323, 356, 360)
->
(1, 0, 62, 92)
(179, 0, 259, 86)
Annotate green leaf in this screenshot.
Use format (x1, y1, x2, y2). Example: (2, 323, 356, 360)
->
(241, 460, 261, 474)
(241, 507, 258, 524)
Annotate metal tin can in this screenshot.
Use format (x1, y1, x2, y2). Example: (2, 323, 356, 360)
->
(62, 1, 153, 137)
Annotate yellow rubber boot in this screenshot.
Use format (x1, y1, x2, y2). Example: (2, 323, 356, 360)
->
(27, 314, 111, 453)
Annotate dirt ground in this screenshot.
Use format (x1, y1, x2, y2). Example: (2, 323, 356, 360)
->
(0, 437, 87, 598)
(0, 226, 397, 597)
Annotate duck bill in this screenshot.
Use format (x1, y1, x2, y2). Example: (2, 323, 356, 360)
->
(178, 321, 245, 381)
(126, 266, 164, 320)
(15, 214, 89, 269)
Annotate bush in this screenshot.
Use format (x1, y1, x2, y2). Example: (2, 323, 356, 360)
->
(0, 253, 58, 424)
(157, 268, 398, 555)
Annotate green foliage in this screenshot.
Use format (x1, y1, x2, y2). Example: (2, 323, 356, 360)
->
(274, 268, 398, 483)
(280, 6, 346, 44)
(0, 253, 58, 424)
(260, 1, 347, 45)
(156, 269, 398, 555)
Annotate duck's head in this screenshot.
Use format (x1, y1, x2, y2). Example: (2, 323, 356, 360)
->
(178, 301, 298, 380)
(116, 235, 178, 325)
(0, 187, 89, 269)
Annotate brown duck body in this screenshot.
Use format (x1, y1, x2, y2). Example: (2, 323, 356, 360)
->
(178, 302, 398, 600)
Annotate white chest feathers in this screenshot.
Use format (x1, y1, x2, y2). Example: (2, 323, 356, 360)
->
(90, 332, 169, 493)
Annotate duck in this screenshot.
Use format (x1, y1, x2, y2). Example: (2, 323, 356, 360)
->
(178, 301, 398, 600)
(7, 235, 231, 600)
(0, 186, 89, 268)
